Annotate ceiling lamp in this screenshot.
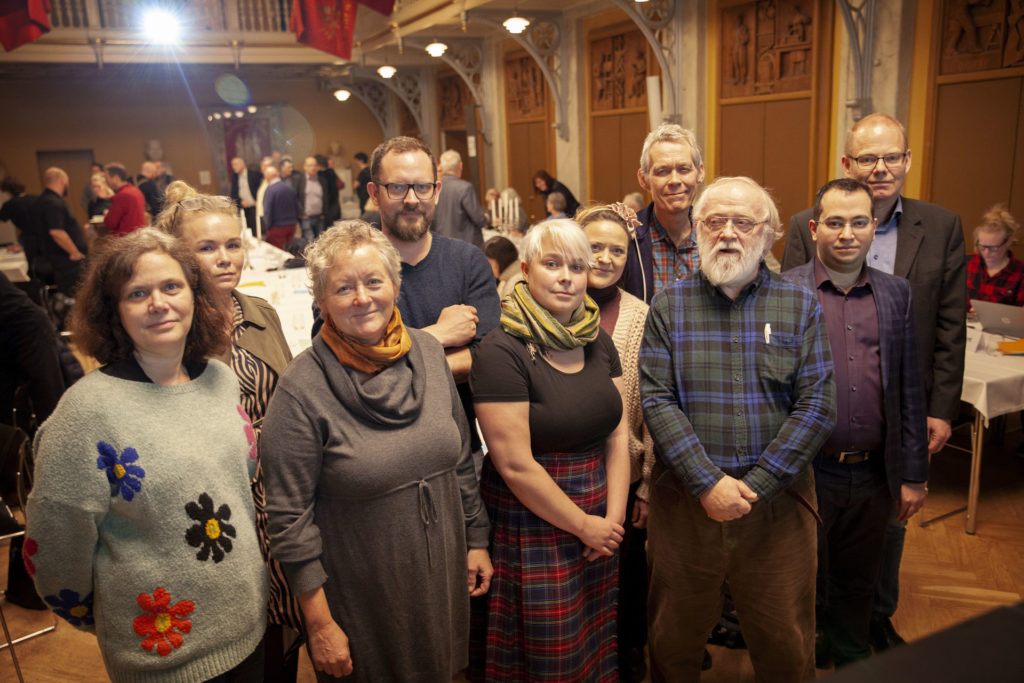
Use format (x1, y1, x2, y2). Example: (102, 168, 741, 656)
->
(334, 88, 352, 101)
(234, 110, 244, 117)
(246, 104, 258, 113)
(377, 64, 397, 79)
(142, 8, 180, 44)
(503, 15, 529, 34)
(425, 40, 448, 57)
(213, 112, 222, 119)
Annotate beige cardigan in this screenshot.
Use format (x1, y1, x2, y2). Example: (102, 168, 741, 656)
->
(608, 289, 655, 501)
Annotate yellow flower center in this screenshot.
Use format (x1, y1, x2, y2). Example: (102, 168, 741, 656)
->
(113, 464, 126, 479)
(205, 518, 221, 540)
(155, 612, 171, 633)
(70, 605, 88, 618)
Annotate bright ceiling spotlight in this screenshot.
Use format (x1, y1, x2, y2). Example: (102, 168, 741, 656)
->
(503, 16, 529, 34)
(425, 40, 447, 57)
(142, 8, 180, 44)
(213, 112, 222, 119)
(234, 110, 244, 117)
(334, 88, 351, 101)
(207, 115, 213, 121)
(377, 64, 397, 79)
(246, 105, 258, 113)
(222, 111, 232, 118)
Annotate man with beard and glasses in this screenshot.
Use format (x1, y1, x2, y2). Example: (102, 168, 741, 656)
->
(31, 167, 87, 296)
(366, 136, 500, 471)
(640, 176, 836, 682)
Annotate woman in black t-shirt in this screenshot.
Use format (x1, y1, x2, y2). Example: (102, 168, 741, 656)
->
(468, 218, 629, 682)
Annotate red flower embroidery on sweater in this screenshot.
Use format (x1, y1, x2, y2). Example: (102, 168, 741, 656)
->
(237, 405, 257, 459)
(22, 537, 37, 577)
(133, 587, 194, 657)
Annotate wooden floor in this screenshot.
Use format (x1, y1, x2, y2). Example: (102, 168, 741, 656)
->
(2, 422, 1022, 681)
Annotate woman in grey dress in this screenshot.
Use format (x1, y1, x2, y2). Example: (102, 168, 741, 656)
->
(261, 220, 492, 681)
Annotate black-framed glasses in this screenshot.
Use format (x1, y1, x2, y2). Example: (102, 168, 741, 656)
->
(376, 181, 439, 200)
(976, 239, 1009, 252)
(853, 152, 907, 170)
(700, 215, 763, 233)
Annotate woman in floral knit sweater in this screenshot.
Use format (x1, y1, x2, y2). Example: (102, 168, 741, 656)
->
(25, 229, 267, 682)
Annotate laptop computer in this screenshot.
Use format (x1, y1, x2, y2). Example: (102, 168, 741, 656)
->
(971, 299, 1024, 338)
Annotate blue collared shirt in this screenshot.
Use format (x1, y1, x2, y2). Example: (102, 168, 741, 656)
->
(866, 196, 903, 275)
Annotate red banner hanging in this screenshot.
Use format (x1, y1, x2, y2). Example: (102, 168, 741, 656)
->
(0, 0, 52, 52)
(291, 0, 358, 61)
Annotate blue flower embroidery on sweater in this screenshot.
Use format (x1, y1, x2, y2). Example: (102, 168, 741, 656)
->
(45, 589, 94, 627)
(96, 442, 146, 501)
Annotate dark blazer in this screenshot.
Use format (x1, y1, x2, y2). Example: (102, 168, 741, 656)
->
(783, 262, 929, 498)
(318, 168, 341, 225)
(781, 197, 966, 422)
(292, 173, 330, 221)
(433, 174, 487, 247)
(138, 179, 162, 215)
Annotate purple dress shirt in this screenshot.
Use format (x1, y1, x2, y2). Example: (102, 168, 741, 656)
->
(813, 258, 885, 453)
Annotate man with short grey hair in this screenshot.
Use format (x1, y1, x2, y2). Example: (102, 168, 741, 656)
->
(641, 176, 835, 682)
(624, 124, 706, 303)
(544, 191, 567, 220)
(432, 149, 488, 248)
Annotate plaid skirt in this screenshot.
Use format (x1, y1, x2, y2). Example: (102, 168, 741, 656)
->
(469, 450, 618, 682)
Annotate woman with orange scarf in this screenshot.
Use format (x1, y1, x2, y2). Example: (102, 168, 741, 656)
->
(260, 220, 492, 682)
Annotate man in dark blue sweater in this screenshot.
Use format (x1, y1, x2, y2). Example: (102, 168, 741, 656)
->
(368, 136, 500, 468)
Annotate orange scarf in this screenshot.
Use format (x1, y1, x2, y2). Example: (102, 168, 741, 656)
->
(320, 307, 412, 374)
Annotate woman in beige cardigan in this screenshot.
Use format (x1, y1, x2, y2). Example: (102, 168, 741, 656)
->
(578, 203, 654, 683)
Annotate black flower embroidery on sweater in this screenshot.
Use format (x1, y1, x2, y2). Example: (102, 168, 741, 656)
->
(185, 493, 236, 563)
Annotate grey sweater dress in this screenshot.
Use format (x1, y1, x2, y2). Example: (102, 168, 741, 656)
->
(261, 328, 490, 682)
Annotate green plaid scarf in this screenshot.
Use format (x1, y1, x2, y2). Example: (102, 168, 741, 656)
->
(500, 281, 600, 350)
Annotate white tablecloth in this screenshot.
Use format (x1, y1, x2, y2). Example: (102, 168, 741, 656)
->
(237, 241, 313, 357)
(961, 324, 1024, 425)
(0, 249, 29, 282)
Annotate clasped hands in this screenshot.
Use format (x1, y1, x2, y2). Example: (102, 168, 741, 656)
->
(578, 514, 625, 562)
(700, 475, 760, 522)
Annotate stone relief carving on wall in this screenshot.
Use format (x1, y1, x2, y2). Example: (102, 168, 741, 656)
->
(439, 72, 471, 130)
(504, 54, 547, 122)
(940, 0, 1024, 73)
(722, 0, 813, 99)
(591, 29, 647, 112)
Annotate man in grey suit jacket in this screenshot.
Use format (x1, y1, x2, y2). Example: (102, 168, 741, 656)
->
(783, 179, 928, 667)
(782, 114, 966, 651)
(432, 149, 488, 248)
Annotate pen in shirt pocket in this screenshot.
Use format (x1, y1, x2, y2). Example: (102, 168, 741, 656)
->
(764, 323, 771, 344)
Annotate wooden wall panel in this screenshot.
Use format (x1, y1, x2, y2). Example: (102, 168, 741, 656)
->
(931, 77, 1023, 253)
(714, 0, 831, 261)
(719, 102, 766, 181)
(763, 98, 811, 229)
(586, 22, 649, 211)
(589, 112, 648, 207)
(507, 120, 549, 224)
(719, 99, 809, 259)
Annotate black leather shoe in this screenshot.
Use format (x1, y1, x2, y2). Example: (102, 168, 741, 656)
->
(869, 615, 906, 652)
(815, 628, 834, 669)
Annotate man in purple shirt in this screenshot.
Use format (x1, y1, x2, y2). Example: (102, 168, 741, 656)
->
(782, 179, 928, 668)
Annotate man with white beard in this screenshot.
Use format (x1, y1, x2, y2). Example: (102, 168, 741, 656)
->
(640, 176, 836, 682)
